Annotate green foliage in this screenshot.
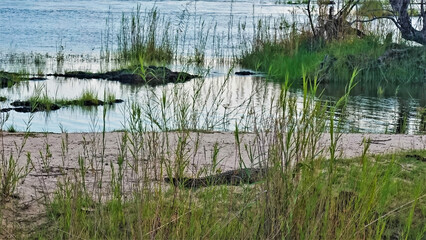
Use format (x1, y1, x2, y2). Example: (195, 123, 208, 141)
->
(357, 0, 391, 18)
(240, 37, 325, 81)
(240, 35, 425, 84)
(325, 37, 385, 81)
(28, 94, 57, 111)
(6, 125, 16, 133)
(114, 6, 174, 65)
(77, 89, 99, 105)
(0, 155, 33, 202)
(0, 119, 34, 202)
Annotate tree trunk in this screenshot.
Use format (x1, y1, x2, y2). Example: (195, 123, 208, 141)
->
(389, 0, 426, 45)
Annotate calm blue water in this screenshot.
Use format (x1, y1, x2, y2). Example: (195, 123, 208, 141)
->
(0, 0, 294, 55)
(0, 0, 424, 133)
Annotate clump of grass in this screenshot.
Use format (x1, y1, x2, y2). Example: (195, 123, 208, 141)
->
(15, 89, 121, 113)
(77, 90, 99, 105)
(7, 125, 16, 133)
(0, 152, 32, 202)
(104, 6, 218, 66)
(105, 92, 117, 105)
(240, 40, 325, 80)
(26, 94, 58, 111)
(114, 6, 175, 65)
(59, 90, 120, 106)
(0, 113, 34, 203)
(37, 68, 44, 77)
(324, 36, 386, 81)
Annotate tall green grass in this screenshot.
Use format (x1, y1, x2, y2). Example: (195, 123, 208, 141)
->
(115, 6, 174, 64)
(103, 6, 218, 66)
(239, 35, 406, 83)
(0, 70, 420, 239)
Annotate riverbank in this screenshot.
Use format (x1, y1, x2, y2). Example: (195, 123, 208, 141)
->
(1, 131, 425, 238)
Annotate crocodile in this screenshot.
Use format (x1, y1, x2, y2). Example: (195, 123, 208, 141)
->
(164, 167, 268, 188)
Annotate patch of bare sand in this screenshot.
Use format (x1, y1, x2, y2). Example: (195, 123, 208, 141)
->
(0, 131, 425, 237)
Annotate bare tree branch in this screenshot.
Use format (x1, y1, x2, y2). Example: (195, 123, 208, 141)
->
(307, 0, 317, 37)
(349, 16, 401, 30)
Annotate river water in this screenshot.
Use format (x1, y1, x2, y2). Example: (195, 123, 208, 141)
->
(0, 0, 424, 133)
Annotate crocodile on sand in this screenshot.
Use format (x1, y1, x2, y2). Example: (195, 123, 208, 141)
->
(164, 168, 268, 188)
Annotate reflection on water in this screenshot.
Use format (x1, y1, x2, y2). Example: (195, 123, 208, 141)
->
(0, 67, 424, 134)
(319, 81, 425, 134)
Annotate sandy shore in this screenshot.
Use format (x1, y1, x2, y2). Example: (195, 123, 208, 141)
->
(1, 131, 425, 232)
